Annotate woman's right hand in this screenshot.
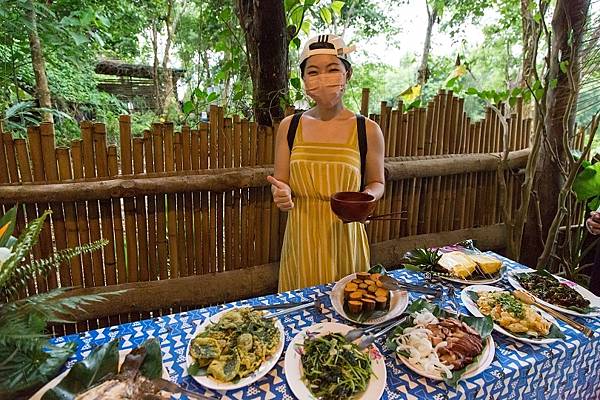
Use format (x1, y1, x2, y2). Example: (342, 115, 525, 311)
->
(587, 212, 600, 235)
(267, 176, 294, 211)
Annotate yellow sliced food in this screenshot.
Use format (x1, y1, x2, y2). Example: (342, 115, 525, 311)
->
(438, 251, 477, 278)
(470, 253, 502, 274)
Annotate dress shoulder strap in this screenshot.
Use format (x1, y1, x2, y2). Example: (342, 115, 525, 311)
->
(287, 112, 304, 152)
(356, 114, 368, 192)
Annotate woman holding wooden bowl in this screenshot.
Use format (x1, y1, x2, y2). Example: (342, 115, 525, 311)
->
(268, 34, 385, 292)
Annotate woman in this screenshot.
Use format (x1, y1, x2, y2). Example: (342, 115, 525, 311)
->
(586, 211, 600, 295)
(267, 34, 385, 292)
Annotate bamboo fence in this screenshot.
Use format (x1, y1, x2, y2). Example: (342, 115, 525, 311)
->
(0, 90, 531, 331)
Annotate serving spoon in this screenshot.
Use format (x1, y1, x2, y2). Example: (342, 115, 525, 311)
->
(512, 290, 594, 338)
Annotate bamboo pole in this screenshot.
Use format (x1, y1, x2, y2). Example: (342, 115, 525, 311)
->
(240, 119, 250, 270)
(190, 128, 202, 275)
(182, 126, 195, 276)
(133, 138, 149, 281)
(199, 122, 210, 274)
(70, 140, 94, 288)
(173, 131, 186, 276)
(361, 88, 370, 116)
(233, 116, 242, 269)
(152, 123, 168, 280)
(56, 147, 82, 286)
(93, 124, 117, 287)
(144, 129, 158, 280)
(163, 122, 179, 278)
(224, 118, 234, 270)
(209, 107, 218, 272)
(107, 146, 127, 284)
(14, 138, 41, 295)
(28, 126, 52, 291)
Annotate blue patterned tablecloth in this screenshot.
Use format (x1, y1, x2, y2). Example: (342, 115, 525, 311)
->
(50, 253, 600, 400)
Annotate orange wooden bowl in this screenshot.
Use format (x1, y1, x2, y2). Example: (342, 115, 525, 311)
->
(330, 191, 377, 223)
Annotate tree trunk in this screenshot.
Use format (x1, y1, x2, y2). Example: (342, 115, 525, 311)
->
(520, 0, 590, 267)
(26, 0, 53, 123)
(417, 3, 437, 86)
(519, 0, 541, 87)
(159, 0, 177, 115)
(236, 0, 288, 126)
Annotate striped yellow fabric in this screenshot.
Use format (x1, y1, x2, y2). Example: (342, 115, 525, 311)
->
(278, 117, 370, 292)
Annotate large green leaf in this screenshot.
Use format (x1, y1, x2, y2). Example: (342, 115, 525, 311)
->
(42, 339, 119, 400)
(139, 338, 163, 379)
(0, 341, 76, 394)
(573, 162, 600, 201)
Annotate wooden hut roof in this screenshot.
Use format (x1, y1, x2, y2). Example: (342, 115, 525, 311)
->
(95, 59, 185, 79)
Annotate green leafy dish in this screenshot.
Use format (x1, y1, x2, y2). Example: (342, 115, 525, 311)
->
(300, 332, 373, 400)
(386, 299, 494, 386)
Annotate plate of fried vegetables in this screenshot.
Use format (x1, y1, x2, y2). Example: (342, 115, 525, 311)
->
(186, 307, 284, 390)
(461, 285, 566, 344)
(508, 269, 600, 317)
(284, 322, 386, 400)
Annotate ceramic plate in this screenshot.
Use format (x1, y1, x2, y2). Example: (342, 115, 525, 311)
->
(461, 284, 564, 344)
(507, 268, 600, 318)
(31, 348, 170, 400)
(331, 273, 409, 325)
(284, 322, 386, 400)
(186, 307, 285, 391)
(396, 334, 495, 381)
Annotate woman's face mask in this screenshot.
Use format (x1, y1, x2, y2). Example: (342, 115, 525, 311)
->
(303, 72, 346, 108)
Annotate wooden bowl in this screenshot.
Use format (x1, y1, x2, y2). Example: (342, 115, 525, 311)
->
(330, 192, 377, 223)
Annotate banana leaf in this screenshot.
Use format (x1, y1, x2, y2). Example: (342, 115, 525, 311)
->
(386, 299, 494, 387)
(42, 338, 164, 399)
(42, 339, 119, 400)
(465, 291, 566, 339)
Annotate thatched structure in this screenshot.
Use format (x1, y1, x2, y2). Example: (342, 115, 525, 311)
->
(95, 59, 185, 112)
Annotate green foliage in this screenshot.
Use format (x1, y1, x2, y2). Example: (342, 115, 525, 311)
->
(573, 160, 600, 211)
(0, 207, 120, 394)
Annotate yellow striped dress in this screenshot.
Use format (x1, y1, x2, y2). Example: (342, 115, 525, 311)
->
(278, 116, 370, 292)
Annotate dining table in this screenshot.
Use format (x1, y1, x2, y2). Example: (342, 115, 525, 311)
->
(49, 252, 600, 400)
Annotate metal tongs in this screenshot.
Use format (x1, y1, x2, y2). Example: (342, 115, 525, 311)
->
(379, 275, 442, 298)
(261, 296, 324, 320)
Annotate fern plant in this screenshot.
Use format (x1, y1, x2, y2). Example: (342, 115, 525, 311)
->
(0, 207, 121, 396)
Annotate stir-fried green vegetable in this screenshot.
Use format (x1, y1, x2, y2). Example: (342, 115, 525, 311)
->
(300, 333, 372, 400)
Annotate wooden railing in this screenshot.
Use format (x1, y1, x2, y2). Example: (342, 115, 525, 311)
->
(0, 90, 531, 331)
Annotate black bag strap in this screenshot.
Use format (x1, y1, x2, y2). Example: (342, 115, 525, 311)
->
(356, 114, 368, 192)
(287, 112, 304, 152)
(287, 111, 368, 191)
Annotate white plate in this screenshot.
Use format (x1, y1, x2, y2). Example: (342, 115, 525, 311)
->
(507, 268, 600, 318)
(31, 348, 170, 400)
(396, 334, 495, 381)
(186, 307, 285, 391)
(461, 284, 564, 344)
(331, 273, 409, 325)
(284, 322, 386, 400)
(438, 262, 506, 285)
